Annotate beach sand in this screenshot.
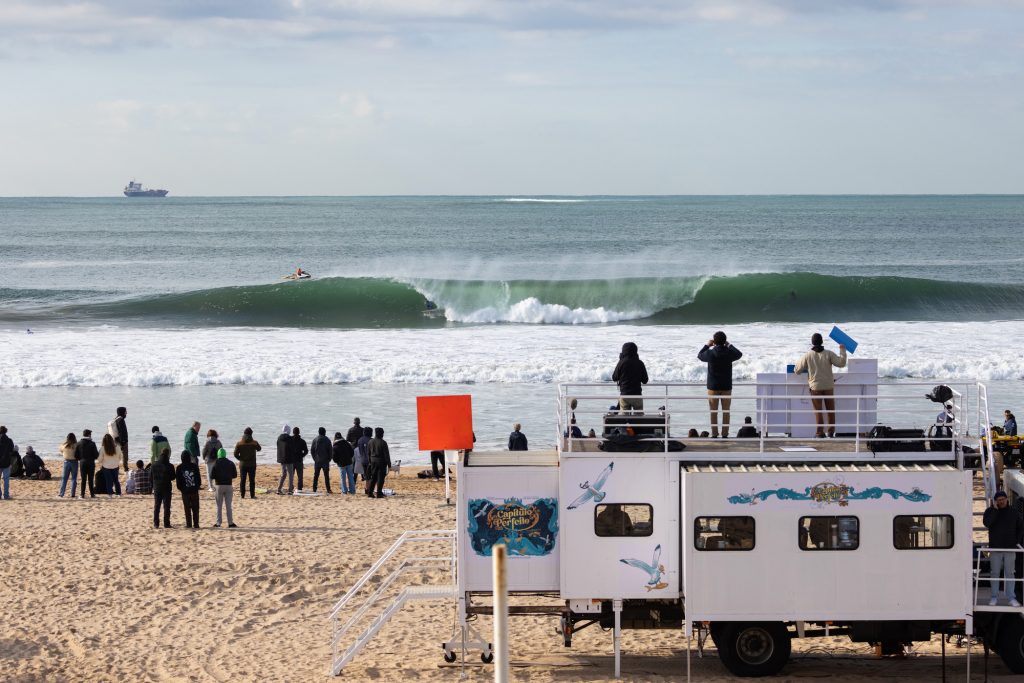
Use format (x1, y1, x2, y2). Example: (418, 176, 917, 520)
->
(0, 463, 1016, 682)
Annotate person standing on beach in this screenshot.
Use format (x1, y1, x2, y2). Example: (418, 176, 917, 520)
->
(276, 425, 294, 495)
(355, 426, 372, 482)
(366, 427, 391, 499)
(290, 426, 308, 492)
(0, 426, 14, 500)
(508, 423, 528, 451)
(75, 429, 99, 498)
(233, 427, 261, 499)
(697, 331, 743, 438)
(212, 448, 238, 528)
(202, 429, 222, 493)
(792, 333, 847, 438)
(311, 426, 333, 494)
(346, 417, 362, 448)
(98, 434, 123, 497)
(332, 431, 355, 494)
(151, 448, 175, 528)
(184, 421, 201, 467)
(57, 432, 78, 498)
(175, 450, 201, 529)
(109, 407, 128, 471)
(611, 342, 648, 412)
(150, 426, 170, 464)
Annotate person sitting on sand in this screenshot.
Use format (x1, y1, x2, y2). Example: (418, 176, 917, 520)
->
(311, 427, 333, 494)
(366, 427, 392, 499)
(132, 460, 152, 495)
(736, 417, 759, 439)
(22, 447, 44, 479)
(508, 423, 528, 451)
(151, 448, 175, 529)
(176, 450, 202, 529)
(212, 448, 238, 528)
(233, 427, 261, 499)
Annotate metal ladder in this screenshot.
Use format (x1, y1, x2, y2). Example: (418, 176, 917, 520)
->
(329, 529, 457, 676)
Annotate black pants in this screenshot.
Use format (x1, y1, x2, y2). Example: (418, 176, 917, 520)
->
(430, 451, 445, 479)
(80, 461, 96, 498)
(313, 462, 332, 492)
(295, 461, 304, 490)
(181, 490, 199, 527)
(153, 490, 172, 527)
(365, 462, 386, 496)
(240, 465, 257, 498)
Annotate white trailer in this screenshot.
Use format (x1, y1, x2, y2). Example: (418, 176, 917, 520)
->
(331, 368, 1024, 678)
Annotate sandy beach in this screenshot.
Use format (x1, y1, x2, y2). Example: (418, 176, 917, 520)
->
(0, 462, 1013, 682)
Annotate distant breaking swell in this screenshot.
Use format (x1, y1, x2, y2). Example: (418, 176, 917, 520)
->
(2, 272, 1022, 327)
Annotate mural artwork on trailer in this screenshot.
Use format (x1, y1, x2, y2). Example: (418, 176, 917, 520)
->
(620, 544, 668, 591)
(728, 479, 931, 507)
(566, 461, 614, 510)
(468, 497, 559, 557)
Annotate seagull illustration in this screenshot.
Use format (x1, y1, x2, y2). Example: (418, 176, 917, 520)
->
(620, 544, 668, 591)
(566, 462, 614, 510)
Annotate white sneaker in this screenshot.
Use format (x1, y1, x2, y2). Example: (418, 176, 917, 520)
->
(1010, 599, 1021, 608)
(989, 596, 999, 606)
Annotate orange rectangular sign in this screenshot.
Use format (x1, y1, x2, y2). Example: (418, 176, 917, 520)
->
(417, 395, 474, 451)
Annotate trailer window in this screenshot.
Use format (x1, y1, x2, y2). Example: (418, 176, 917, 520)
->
(799, 516, 859, 550)
(893, 515, 954, 549)
(595, 504, 652, 537)
(694, 517, 755, 551)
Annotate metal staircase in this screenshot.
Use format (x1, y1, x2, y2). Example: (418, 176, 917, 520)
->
(329, 529, 457, 676)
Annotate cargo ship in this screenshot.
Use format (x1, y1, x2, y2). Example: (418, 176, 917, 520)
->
(123, 180, 168, 197)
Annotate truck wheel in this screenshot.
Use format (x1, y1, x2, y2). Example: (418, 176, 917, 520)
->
(712, 622, 791, 677)
(997, 616, 1024, 674)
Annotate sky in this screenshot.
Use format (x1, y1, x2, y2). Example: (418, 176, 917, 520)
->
(0, 0, 1022, 196)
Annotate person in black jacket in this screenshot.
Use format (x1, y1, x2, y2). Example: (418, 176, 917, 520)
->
(276, 424, 294, 495)
(984, 491, 1024, 606)
(365, 427, 391, 498)
(175, 451, 202, 529)
(508, 423, 528, 451)
(346, 418, 363, 447)
(290, 426, 309, 492)
(112, 406, 129, 471)
(151, 448, 175, 529)
(74, 429, 100, 499)
(0, 426, 14, 500)
(212, 448, 238, 528)
(611, 341, 648, 412)
(333, 432, 355, 494)
(698, 331, 744, 438)
(311, 427, 333, 494)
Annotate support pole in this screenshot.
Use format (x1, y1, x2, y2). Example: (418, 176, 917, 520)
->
(685, 619, 691, 683)
(444, 450, 452, 505)
(493, 544, 509, 683)
(613, 598, 623, 678)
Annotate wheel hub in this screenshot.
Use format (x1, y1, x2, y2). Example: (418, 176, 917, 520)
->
(736, 627, 774, 665)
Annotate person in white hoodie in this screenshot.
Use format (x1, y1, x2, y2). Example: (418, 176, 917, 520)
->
(98, 433, 122, 497)
(792, 332, 848, 438)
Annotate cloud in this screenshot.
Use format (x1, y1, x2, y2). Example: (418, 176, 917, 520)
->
(96, 99, 143, 128)
(339, 93, 375, 119)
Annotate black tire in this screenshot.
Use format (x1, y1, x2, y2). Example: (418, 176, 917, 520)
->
(442, 649, 457, 663)
(481, 647, 494, 664)
(712, 622, 791, 677)
(996, 616, 1024, 674)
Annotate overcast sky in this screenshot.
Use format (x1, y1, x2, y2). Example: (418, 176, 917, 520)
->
(1, 0, 1022, 195)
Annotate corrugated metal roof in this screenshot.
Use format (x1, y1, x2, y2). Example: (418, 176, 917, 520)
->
(682, 463, 957, 473)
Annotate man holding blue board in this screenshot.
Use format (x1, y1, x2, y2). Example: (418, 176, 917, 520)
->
(793, 332, 848, 438)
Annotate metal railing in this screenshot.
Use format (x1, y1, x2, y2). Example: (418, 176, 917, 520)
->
(973, 545, 1024, 612)
(329, 529, 456, 675)
(556, 381, 982, 460)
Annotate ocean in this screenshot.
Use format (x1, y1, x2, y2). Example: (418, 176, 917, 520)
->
(2, 195, 1023, 462)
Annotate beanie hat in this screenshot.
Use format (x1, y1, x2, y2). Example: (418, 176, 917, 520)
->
(217, 448, 227, 459)
(995, 490, 1008, 499)
(282, 424, 290, 434)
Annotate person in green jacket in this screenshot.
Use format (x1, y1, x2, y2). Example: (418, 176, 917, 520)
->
(233, 427, 262, 499)
(184, 421, 201, 464)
